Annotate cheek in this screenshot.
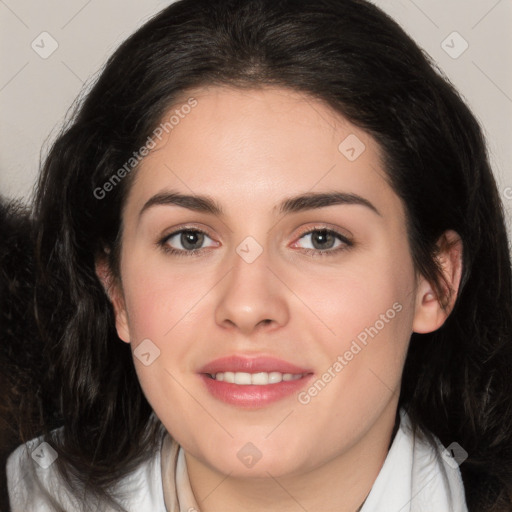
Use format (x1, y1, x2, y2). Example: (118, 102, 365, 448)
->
(118, 258, 207, 433)
(295, 244, 416, 406)
(295, 244, 414, 346)
(120, 252, 205, 342)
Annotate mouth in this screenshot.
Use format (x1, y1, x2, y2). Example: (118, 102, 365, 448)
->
(198, 356, 314, 408)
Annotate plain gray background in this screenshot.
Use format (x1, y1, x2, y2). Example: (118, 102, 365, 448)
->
(1, 0, 511, 235)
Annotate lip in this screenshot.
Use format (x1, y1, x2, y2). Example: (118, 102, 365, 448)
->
(198, 355, 314, 408)
(199, 355, 311, 375)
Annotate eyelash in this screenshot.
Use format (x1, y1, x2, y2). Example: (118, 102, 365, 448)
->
(157, 225, 353, 258)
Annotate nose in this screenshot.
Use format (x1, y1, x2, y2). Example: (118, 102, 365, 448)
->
(214, 245, 290, 336)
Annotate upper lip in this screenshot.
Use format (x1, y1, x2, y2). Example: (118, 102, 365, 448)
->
(198, 355, 312, 375)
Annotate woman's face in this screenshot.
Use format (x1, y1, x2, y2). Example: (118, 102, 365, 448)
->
(107, 85, 430, 478)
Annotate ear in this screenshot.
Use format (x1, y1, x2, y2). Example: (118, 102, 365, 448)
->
(95, 255, 131, 344)
(412, 230, 463, 334)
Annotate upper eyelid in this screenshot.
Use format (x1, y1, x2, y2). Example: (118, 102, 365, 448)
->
(161, 225, 214, 241)
(295, 224, 352, 239)
(291, 228, 353, 250)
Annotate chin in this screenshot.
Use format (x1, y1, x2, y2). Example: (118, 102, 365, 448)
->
(195, 438, 310, 479)
(215, 455, 302, 479)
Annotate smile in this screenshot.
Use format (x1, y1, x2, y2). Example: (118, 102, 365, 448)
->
(198, 355, 314, 407)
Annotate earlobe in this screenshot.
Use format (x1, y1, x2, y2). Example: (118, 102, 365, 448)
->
(95, 256, 131, 344)
(412, 230, 463, 334)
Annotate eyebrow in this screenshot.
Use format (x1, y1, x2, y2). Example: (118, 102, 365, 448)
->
(139, 190, 381, 218)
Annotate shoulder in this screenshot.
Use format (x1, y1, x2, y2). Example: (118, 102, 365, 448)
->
(361, 408, 469, 512)
(6, 432, 81, 512)
(6, 430, 167, 512)
(399, 408, 469, 511)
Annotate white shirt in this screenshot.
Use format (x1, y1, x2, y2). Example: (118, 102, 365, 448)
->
(7, 408, 469, 511)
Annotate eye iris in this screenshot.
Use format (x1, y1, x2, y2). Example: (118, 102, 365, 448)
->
(311, 230, 335, 250)
(181, 230, 204, 250)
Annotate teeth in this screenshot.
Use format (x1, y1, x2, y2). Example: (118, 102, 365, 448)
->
(223, 371, 235, 383)
(234, 372, 252, 385)
(212, 371, 303, 385)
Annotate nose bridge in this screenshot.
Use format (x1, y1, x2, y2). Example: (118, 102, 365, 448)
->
(214, 233, 289, 333)
(232, 235, 270, 287)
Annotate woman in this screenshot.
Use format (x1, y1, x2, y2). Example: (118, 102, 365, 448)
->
(6, 0, 512, 510)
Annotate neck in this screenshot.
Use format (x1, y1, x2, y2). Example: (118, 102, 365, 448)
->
(184, 405, 400, 512)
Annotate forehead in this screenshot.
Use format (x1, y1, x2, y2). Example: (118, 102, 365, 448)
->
(123, 85, 403, 224)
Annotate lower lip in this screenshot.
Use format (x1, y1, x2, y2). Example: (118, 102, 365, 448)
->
(199, 374, 314, 408)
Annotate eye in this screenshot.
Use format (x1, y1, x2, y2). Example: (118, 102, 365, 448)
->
(291, 227, 353, 256)
(158, 228, 218, 256)
(157, 226, 353, 258)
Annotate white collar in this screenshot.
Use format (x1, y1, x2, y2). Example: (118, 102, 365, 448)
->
(359, 408, 468, 511)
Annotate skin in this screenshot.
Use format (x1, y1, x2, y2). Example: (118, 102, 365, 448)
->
(97, 85, 462, 512)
